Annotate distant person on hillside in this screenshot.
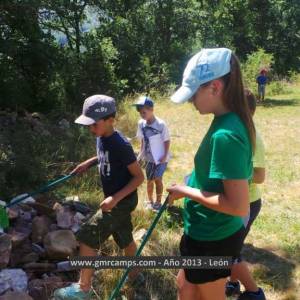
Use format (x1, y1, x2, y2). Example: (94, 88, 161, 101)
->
(256, 69, 268, 102)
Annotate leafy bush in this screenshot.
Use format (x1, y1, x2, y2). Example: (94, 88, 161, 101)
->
(267, 81, 288, 96)
(288, 71, 300, 84)
(0, 113, 95, 199)
(242, 48, 274, 93)
(116, 95, 141, 140)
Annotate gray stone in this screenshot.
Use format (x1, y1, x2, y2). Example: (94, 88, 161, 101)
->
(0, 291, 33, 300)
(44, 230, 77, 259)
(7, 229, 30, 248)
(27, 202, 55, 218)
(31, 243, 46, 256)
(63, 199, 91, 215)
(56, 261, 76, 272)
(9, 239, 33, 267)
(31, 215, 52, 244)
(13, 218, 32, 232)
(8, 203, 36, 222)
(20, 252, 40, 264)
(0, 269, 28, 294)
(71, 212, 86, 233)
(49, 224, 59, 231)
(53, 203, 74, 229)
(7, 207, 19, 220)
(23, 262, 56, 273)
(28, 276, 66, 300)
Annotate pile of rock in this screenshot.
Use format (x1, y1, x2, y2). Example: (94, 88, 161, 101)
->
(0, 195, 91, 300)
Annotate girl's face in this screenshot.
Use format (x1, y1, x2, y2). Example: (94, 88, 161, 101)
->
(191, 83, 215, 114)
(191, 80, 225, 115)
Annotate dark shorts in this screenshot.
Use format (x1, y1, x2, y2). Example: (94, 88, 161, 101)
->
(234, 199, 262, 264)
(145, 162, 167, 180)
(244, 199, 262, 237)
(75, 192, 138, 250)
(179, 226, 246, 284)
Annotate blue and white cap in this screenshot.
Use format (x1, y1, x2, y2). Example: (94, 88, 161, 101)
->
(75, 95, 116, 125)
(133, 96, 154, 108)
(171, 48, 232, 103)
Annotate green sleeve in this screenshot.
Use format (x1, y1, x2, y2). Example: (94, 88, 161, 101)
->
(210, 132, 252, 180)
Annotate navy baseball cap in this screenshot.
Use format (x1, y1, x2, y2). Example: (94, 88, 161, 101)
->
(75, 95, 116, 125)
(132, 96, 154, 108)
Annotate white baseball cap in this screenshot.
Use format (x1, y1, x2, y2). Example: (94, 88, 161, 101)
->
(171, 48, 232, 103)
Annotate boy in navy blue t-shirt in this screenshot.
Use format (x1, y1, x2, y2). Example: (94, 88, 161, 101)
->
(54, 95, 144, 300)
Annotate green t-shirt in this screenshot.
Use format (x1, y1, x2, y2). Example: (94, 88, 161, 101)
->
(249, 131, 265, 202)
(184, 112, 253, 241)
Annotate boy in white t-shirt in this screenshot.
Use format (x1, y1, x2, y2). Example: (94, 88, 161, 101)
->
(133, 96, 170, 211)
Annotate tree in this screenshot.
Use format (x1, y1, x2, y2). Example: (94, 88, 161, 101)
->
(0, 0, 61, 111)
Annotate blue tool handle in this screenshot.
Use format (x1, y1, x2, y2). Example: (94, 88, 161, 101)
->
(5, 173, 75, 208)
(5, 159, 98, 209)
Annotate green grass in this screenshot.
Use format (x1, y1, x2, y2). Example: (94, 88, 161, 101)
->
(55, 86, 300, 299)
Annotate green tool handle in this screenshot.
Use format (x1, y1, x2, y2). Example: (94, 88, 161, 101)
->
(5, 160, 98, 209)
(108, 195, 169, 300)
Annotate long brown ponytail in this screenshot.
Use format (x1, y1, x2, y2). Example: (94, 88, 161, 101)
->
(221, 53, 256, 152)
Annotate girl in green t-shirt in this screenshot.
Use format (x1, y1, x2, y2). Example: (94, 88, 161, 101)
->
(168, 48, 266, 300)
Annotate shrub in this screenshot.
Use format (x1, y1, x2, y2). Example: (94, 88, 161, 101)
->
(242, 48, 274, 93)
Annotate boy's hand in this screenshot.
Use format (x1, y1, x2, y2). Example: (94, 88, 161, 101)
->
(100, 196, 117, 212)
(71, 156, 98, 175)
(159, 154, 167, 163)
(166, 184, 186, 205)
(71, 162, 90, 175)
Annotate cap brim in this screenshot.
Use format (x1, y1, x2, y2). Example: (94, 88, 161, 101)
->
(132, 103, 153, 107)
(74, 115, 95, 125)
(170, 86, 196, 104)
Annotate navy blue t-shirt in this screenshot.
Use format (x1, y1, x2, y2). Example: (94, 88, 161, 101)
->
(257, 75, 267, 85)
(96, 131, 137, 200)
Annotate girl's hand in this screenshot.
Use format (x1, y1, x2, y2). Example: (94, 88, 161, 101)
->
(167, 184, 187, 205)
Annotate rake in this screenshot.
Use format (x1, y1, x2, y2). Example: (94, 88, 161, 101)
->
(108, 195, 169, 300)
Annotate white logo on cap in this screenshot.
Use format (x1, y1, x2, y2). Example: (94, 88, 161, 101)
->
(95, 107, 108, 113)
